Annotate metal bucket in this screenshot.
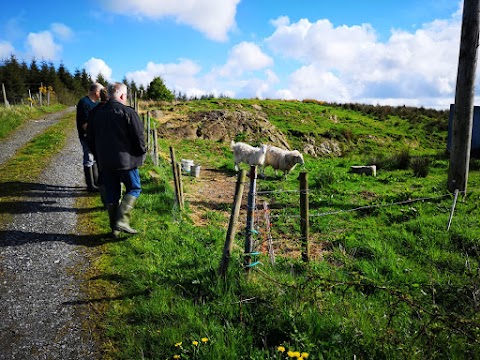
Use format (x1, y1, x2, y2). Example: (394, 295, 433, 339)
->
(191, 164, 201, 177)
(181, 159, 194, 173)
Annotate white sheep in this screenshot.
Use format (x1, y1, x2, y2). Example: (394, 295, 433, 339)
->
(261, 145, 305, 176)
(230, 140, 267, 171)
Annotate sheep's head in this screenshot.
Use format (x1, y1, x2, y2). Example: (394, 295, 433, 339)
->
(292, 150, 304, 165)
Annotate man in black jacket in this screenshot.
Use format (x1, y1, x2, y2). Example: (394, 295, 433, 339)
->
(87, 82, 146, 237)
(76, 82, 104, 192)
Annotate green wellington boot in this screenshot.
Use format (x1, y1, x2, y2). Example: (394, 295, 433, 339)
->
(107, 203, 120, 238)
(115, 194, 138, 234)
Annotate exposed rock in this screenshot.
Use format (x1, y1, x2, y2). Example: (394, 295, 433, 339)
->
(303, 140, 343, 157)
(156, 109, 291, 149)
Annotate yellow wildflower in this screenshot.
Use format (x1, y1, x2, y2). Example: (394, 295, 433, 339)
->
(301, 352, 309, 358)
(293, 351, 301, 358)
(287, 350, 295, 358)
(173, 355, 181, 359)
(192, 341, 199, 346)
(201, 337, 209, 343)
(277, 346, 286, 353)
(175, 342, 182, 347)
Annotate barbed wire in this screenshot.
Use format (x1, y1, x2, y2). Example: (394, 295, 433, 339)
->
(249, 191, 460, 219)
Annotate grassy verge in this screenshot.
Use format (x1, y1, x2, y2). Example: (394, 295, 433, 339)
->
(0, 104, 67, 139)
(0, 112, 75, 224)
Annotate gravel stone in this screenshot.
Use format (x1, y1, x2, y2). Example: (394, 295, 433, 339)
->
(0, 107, 99, 359)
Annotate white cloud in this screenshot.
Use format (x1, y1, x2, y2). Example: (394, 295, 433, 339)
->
(0, 41, 15, 58)
(265, 11, 463, 108)
(26, 31, 61, 60)
(84, 58, 113, 81)
(99, 0, 240, 41)
(215, 42, 273, 77)
(126, 59, 202, 94)
(50, 23, 73, 40)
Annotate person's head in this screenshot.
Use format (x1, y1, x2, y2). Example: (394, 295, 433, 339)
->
(89, 82, 104, 101)
(108, 82, 128, 104)
(99, 87, 108, 103)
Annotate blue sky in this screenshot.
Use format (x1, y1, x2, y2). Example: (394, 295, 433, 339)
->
(0, 0, 472, 109)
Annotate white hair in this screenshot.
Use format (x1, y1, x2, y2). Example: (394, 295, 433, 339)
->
(108, 82, 127, 100)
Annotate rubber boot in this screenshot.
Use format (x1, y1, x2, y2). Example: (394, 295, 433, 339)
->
(115, 194, 138, 234)
(107, 203, 120, 238)
(98, 184, 107, 208)
(92, 162, 99, 187)
(83, 165, 98, 192)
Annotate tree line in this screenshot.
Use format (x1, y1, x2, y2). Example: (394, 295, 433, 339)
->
(0, 55, 179, 106)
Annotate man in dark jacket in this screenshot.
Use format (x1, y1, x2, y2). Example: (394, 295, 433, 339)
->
(87, 82, 146, 237)
(76, 82, 104, 192)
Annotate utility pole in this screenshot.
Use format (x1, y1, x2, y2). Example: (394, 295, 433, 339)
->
(448, 0, 480, 194)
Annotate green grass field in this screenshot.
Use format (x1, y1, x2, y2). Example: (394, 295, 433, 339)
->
(80, 99, 478, 359)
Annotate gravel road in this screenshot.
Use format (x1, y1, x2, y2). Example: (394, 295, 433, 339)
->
(0, 107, 99, 359)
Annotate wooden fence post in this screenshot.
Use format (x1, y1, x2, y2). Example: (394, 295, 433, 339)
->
(176, 161, 184, 208)
(170, 146, 183, 210)
(300, 171, 310, 262)
(219, 170, 246, 278)
(153, 128, 159, 166)
(244, 165, 258, 274)
(1, 83, 8, 108)
(147, 111, 151, 151)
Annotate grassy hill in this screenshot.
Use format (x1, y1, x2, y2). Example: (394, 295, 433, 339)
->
(85, 99, 479, 360)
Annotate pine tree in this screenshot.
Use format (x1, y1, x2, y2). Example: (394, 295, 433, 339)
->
(96, 73, 108, 87)
(146, 76, 174, 102)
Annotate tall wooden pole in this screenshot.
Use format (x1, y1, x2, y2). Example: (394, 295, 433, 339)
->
(448, 0, 480, 193)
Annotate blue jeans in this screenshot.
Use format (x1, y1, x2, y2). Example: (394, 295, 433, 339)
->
(102, 168, 141, 204)
(80, 138, 95, 167)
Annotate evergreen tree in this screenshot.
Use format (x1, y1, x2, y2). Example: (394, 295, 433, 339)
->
(96, 73, 108, 87)
(57, 62, 75, 91)
(28, 59, 41, 90)
(2, 55, 27, 104)
(146, 76, 174, 102)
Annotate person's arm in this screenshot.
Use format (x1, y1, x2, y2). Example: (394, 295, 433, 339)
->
(128, 109, 146, 156)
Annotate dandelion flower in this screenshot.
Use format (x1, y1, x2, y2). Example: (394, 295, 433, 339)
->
(277, 346, 286, 353)
(175, 342, 182, 347)
(293, 351, 301, 358)
(301, 352, 309, 358)
(173, 355, 181, 359)
(192, 341, 199, 346)
(287, 350, 295, 358)
(201, 337, 209, 343)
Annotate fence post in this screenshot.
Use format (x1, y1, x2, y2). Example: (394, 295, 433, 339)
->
(219, 170, 246, 278)
(1, 83, 8, 108)
(244, 165, 258, 274)
(176, 161, 184, 207)
(300, 171, 310, 262)
(147, 111, 151, 151)
(153, 128, 159, 166)
(170, 146, 183, 210)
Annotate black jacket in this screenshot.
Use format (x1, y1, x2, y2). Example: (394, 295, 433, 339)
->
(87, 100, 146, 171)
